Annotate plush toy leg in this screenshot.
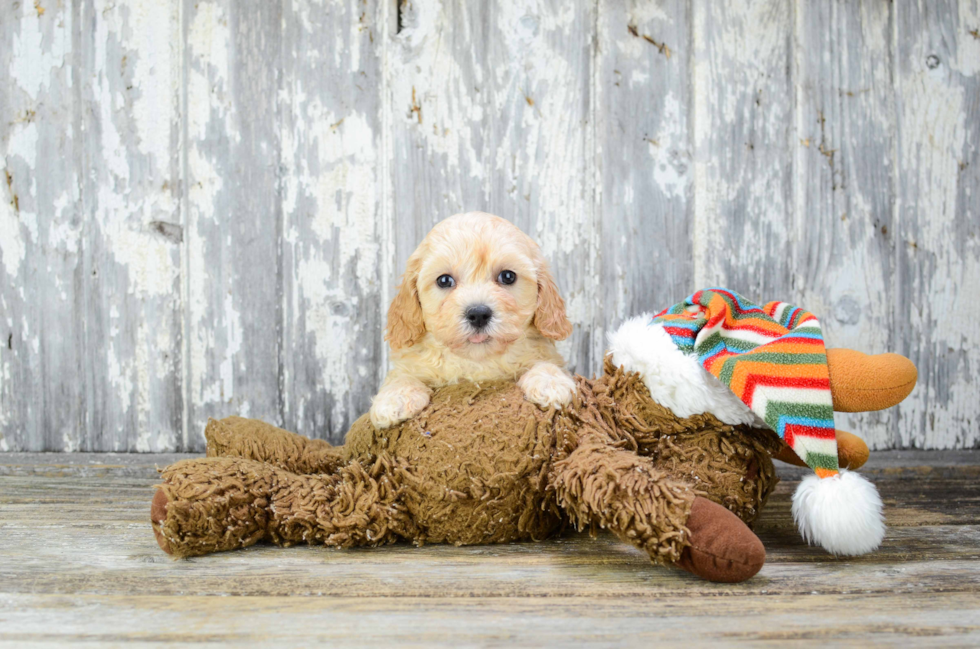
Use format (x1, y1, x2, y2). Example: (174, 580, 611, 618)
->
(774, 429, 870, 470)
(205, 416, 345, 474)
(151, 457, 279, 557)
(551, 441, 764, 582)
(151, 455, 417, 558)
(826, 348, 917, 413)
(589, 361, 779, 525)
(641, 426, 780, 526)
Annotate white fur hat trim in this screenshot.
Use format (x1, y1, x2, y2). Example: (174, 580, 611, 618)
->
(607, 315, 764, 427)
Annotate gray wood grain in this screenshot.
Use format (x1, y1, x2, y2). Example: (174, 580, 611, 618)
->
(1, 1, 184, 452)
(1, 1, 80, 452)
(182, 0, 284, 451)
(596, 0, 694, 339)
(79, 0, 184, 452)
(795, 0, 898, 450)
(278, 0, 386, 444)
(2, 0, 979, 451)
(894, 0, 980, 450)
(690, 0, 795, 298)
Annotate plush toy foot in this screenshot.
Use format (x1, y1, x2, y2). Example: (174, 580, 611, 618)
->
(775, 429, 869, 470)
(826, 349, 917, 412)
(150, 489, 172, 555)
(834, 430, 870, 469)
(675, 497, 765, 583)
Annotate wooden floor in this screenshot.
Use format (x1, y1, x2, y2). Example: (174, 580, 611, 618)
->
(1, 451, 978, 647)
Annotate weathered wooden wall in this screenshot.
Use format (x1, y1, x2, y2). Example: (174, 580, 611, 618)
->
(1, 0, 978, 452)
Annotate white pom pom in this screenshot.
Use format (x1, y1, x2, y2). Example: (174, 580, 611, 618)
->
(791, 470, 885, 556)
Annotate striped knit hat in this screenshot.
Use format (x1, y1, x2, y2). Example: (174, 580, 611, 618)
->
(607, 288, 885, 556)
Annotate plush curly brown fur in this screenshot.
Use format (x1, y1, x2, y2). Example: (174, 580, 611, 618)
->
(154, 363, 779, 567)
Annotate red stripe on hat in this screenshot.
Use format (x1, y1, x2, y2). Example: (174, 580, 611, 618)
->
(704, 310, 726, 329)
(662, 326, 697, 339)
(740, 373, 832, 405)
(783, 423, 837, 448)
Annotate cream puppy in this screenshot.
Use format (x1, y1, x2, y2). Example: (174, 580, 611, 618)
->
(370, 212, 576, 429)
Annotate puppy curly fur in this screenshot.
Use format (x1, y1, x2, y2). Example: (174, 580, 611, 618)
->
(371, 212, 575, 428)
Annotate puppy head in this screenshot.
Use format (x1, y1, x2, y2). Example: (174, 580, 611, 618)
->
(385, 212, 572, 359)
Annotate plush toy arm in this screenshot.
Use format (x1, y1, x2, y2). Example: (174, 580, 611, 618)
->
(151, 454, 418, 558)
(205, 416, 345, 475)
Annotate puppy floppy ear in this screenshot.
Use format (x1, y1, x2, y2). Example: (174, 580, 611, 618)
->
(533, 263, 573, 340)
(385, 253, 426, 349)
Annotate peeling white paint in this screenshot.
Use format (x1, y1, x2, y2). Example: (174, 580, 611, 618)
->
(99, 193, 179, 297)
(307, 110, 380, 285)
(953, 2, 980, 76)
(0, 341, 10, 434)
(0, 191, 25, 280)
(47, 192, 80, 255)
(119, 0, 179, 161)
(279, 0, 384, 435)
(6, 120, 38, 169)
(219, 292, 242, 404)
(649, 94, 690, 200)
(188, 2, 230, 77)
(185, 0, 235, 423)
(391, 0, 486, 179)
(1, 121, 40, 279)
(8, 2, 70, 100)
(692, 0, 795, 297)
(895, 9, 980, 448)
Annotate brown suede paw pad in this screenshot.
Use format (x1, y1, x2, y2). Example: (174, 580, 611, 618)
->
(150, 489, 172, 555)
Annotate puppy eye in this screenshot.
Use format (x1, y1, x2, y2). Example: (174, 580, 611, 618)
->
(497, 270, 517, 285)
(436, 274, 456, 289)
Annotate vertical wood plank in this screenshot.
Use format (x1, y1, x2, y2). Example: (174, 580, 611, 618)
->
(895, 0, 980, 448)
(0, 1, 80, 451)
(595, 0, 693, 339)
(691, 0, 795, 298)
(387, 0, 597, 375)
(184, 0, 283, 450)
(1, 0, 184, 451)
(77, 0, 184, 451)
(794, 1, 897, 449)
(483, 1, 598, 373)
(279, 0, 385, 442)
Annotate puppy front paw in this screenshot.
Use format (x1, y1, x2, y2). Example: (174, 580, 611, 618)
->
(518, 362, 576, 410)
(370, 384, 431, 429)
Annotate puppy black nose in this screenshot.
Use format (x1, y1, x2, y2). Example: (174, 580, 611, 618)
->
(465, 304, 493, 330)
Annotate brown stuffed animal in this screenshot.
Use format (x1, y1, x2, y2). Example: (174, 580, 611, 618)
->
(150, 349, 915, 583)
